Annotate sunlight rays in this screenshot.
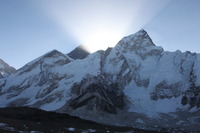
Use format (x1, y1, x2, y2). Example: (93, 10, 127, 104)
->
(37, 0, 171, 52)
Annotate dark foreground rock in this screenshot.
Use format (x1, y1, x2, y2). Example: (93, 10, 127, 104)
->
(0, 107, 168, 133)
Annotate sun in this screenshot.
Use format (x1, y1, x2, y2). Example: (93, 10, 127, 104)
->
(80, 30, 123, 53)
(40, 0, 171, 53)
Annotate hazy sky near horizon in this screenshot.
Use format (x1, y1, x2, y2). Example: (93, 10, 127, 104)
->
(0, 0, 200, 69)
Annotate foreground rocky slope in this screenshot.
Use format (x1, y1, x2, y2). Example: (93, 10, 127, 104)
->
(0, 29, 200, 131)
(0, 107, 153, 133)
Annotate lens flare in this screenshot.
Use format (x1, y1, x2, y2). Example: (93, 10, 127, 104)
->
(37, 0, 171, 52)
(82, 30, 123, 52)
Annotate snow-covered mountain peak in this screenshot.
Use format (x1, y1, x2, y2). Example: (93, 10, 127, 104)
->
(22, 50, 73, 68)
(0, 59, 16, 78)
(131, 29, 148, 37)
(36, 49, 73, 63)
(114, 29, 163, 59)
(117, 29, 154, 46)
(0, 59, 12, 69)
(43, 49, 66, 58)
(15, 50, 73, 78)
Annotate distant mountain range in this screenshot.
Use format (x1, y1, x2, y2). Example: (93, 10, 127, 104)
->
(0, 29, 200, 132)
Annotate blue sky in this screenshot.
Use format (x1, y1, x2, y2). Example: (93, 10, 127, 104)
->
(0, 0, 200, 69)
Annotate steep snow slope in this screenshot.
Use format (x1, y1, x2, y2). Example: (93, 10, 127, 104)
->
(0, 29, 200, 131)
(0, 59, 16, 78)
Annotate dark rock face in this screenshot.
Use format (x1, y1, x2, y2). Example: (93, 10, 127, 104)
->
(181, 64, 200, 107)
(67, 45, 90, 59)
(0, 73, 3, 78)
(69, 83, 125, 114)
(151, 81, 182, 100)
(181, 88, 200, 107)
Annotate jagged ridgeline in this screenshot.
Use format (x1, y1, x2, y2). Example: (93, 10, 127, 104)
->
(0, 29, 200, 132)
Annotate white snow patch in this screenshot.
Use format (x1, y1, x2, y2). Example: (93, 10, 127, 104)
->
(88, 129, 96, 132)
(0, 123, 7, 126)
(0, 123, 16, 131)
(67, 127, 76, 131)
(135, 118, 145, 124)
(29, 131, 43, 133)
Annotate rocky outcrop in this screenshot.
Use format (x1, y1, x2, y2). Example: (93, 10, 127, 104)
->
(69, 82, 125, 114)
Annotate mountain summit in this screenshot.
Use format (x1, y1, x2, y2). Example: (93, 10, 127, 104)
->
(67, 45, 90, 59)
(0, 29, 200, 132)
(0, 59, 16, 78)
